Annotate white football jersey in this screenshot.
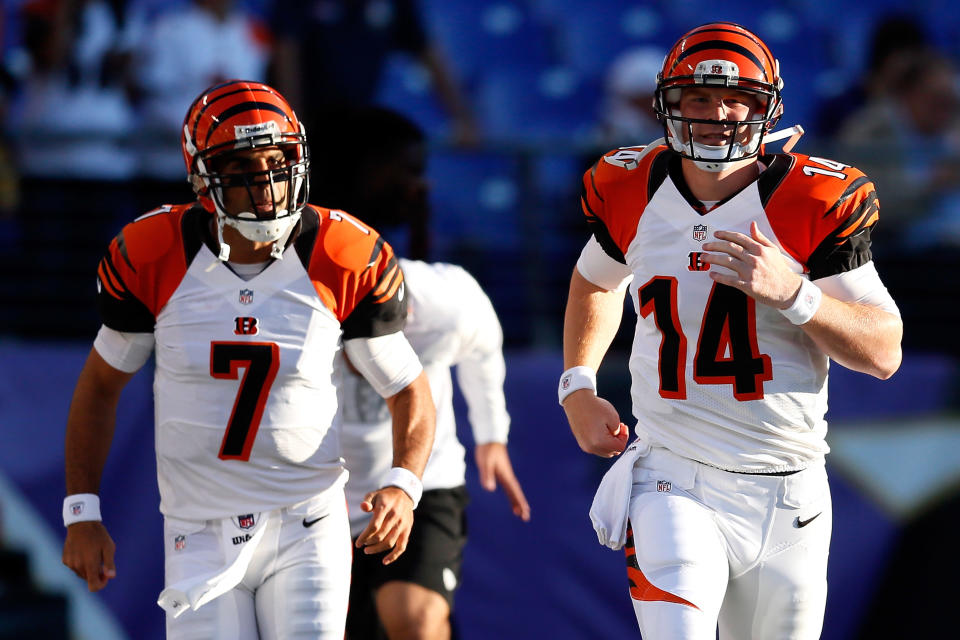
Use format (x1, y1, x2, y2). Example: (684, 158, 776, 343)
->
(581, 146, 884, 471)
(340, 259, 510, 535)
(95, 204, 407, 520)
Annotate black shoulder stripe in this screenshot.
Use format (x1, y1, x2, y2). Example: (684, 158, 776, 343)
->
(182, 205, 209, 265)
(366, 235, 385, 272)
(832, 193, 879, 243)
(807, 196, 877, 280)
(293, 206, 321, 269)
(116, 231, 136, 273)
(372, 256, 401, 304)
(823, 176, 872, 219)
(647, 148, 672, 202)
(101, 253, 134, 299)
(758, 154, 794, 207)
(589, 161, 604, 202)
(581, 185, 626, 264)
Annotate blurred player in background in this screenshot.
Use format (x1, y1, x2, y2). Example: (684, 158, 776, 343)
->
(560, 23, 902, 639)
(314, 106, 530, 640)
(61, 80, 434, 639)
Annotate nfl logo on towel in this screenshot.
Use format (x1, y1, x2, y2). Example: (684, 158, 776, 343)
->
(657, 480, 672, 492)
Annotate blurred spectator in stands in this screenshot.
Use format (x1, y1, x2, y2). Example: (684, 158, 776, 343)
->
(6, 0, 136, 180)
(595, 46, 665, 148)
(312, 105, 431, 259)
(131, 0, 272, 179)
(837, 50, 960, 250)
(815, 13, 930, 139)
(270, 0, 478, 146)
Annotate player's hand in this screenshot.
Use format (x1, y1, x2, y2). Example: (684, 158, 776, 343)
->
(562, 390, 629, 458)
(702, 221, 803, 309)
(355, 486, 414, 565)
(475, 442, 531, 521)
(62, 521, 117, 592)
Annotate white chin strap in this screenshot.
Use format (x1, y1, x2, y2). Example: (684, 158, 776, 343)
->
(215, 210, 301, 261)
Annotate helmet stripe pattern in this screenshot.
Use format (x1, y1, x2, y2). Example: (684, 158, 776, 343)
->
(654, 22, 786, 170)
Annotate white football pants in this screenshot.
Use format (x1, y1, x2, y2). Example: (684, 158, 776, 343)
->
(626, 447, 832, 640)
(162, 492, 351, 640)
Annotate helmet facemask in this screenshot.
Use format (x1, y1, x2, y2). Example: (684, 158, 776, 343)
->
(654, 20, 787, 171)
(188, 125, 310, 260)
(655, 62, 782, 172)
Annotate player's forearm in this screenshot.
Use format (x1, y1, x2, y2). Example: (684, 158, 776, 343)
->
(563, 268, 626, 371)
(802, 296, 903, 379)
(64, 351, 127, 495)
(385, 371, 435, 478)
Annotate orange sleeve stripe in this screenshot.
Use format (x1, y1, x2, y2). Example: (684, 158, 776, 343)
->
(97, 262, 123, 299)
(835, 211, 869, 238)
(374, 272, 403, 303)
(371, 262, 399, 298)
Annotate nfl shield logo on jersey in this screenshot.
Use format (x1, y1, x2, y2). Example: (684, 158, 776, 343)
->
(657, 480, 672, 492)
(174, 535, 186, 551)
(692, 225, 708, 242)
(239, 289, 254, 305)
(237, 514, 256, 530)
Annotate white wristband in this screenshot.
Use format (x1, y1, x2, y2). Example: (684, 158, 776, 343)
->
(63, 494, 102, 527)
(779, 278, 822, 325)
(558, 365, 597, 405)
(380, 467, 423, 509)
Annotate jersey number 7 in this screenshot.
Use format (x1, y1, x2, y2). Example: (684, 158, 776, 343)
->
(639, 277, 772, 401)
(210, 342, 280, 460)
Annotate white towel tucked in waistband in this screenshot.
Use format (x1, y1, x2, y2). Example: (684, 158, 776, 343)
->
(589, 437, 650, 550)
(157, 517, 267, 618)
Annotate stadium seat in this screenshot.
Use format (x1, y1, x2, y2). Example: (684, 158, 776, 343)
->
(554, 1, 672, 77)
(374, 53, 450, 141)
(419, 0, 555, 82)
(475, 66, 602, 145)
(427, 149, 525, 255)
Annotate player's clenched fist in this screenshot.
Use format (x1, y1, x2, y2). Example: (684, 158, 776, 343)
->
(562, 390, 629, 458)
(62, 521, 117, 592)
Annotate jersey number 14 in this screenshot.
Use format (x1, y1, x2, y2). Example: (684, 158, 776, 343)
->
(639, 277, 772, 401)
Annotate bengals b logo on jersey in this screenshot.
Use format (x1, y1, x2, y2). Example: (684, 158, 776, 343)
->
(235, 317, 259, 335)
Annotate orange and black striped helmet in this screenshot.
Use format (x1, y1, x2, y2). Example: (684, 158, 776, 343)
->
(654, 23, 785, 169)
(181, 79, 310, 217)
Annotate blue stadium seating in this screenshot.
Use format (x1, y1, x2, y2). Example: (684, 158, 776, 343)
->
(475, 66, 602, 144)
(374, 53, 451, 140)
(419, 0, 555, 82)
(553, 1, 674, 77)
(427, 149, 525, 253)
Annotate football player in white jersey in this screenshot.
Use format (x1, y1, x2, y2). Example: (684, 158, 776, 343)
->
(560, 23, 903, 640)
(313, 106, 530, 640)
(61, 81, 435, 640)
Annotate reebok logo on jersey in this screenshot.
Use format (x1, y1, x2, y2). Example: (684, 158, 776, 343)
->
(795, 512, 822, 528)
(302, 514, 327, 528)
